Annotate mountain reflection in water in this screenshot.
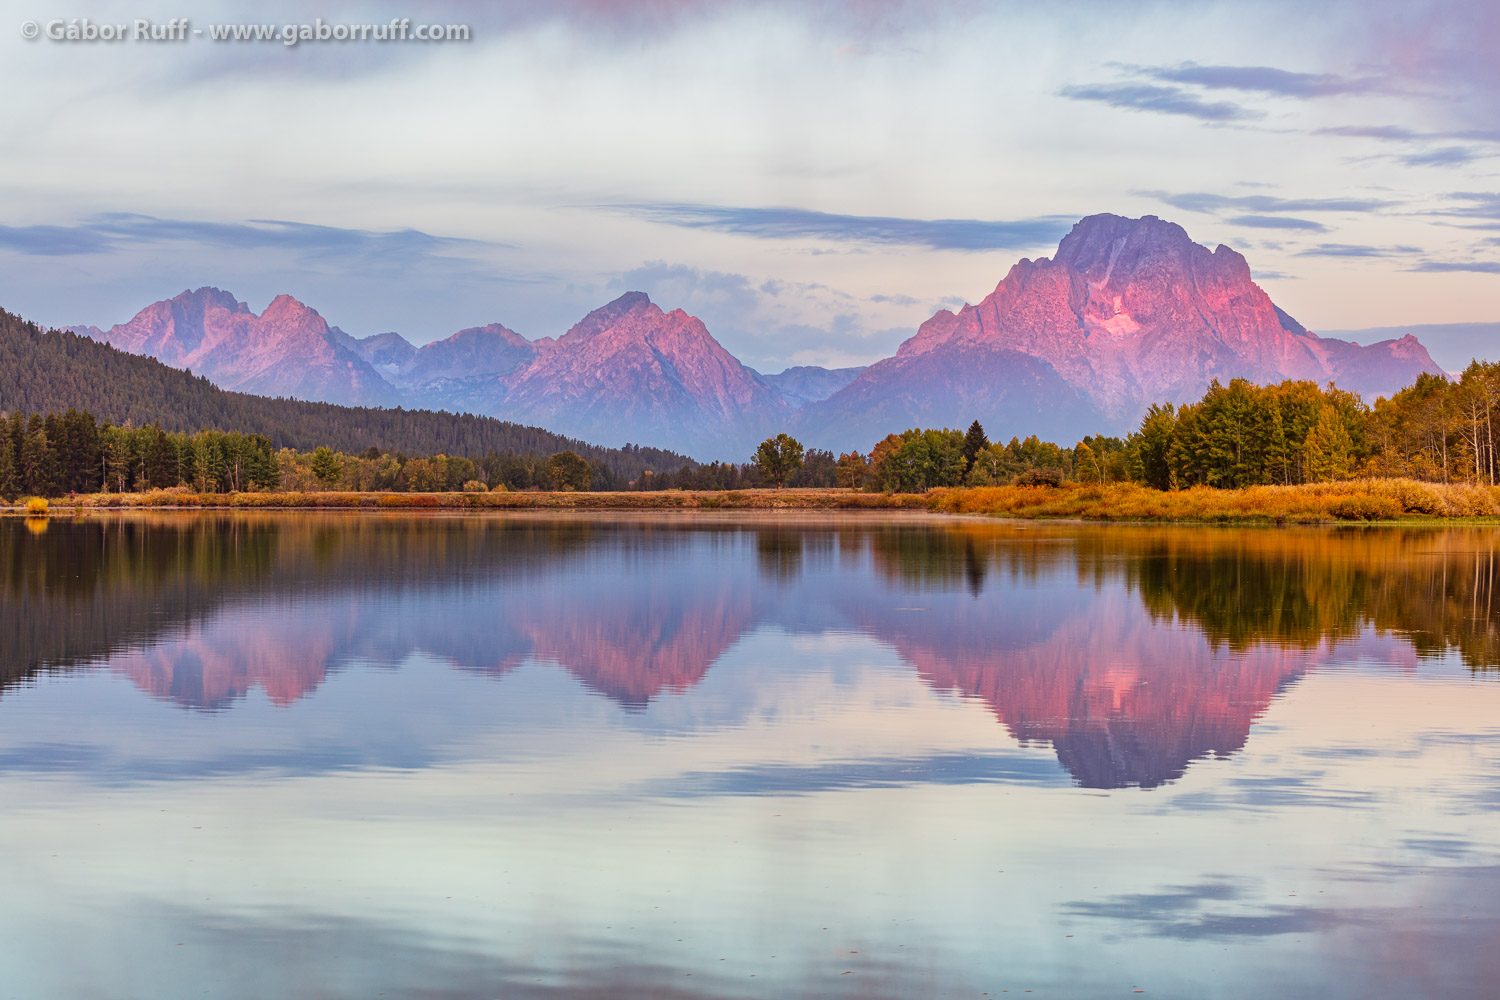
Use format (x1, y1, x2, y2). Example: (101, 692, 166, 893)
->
(2, 514, 1496, 790)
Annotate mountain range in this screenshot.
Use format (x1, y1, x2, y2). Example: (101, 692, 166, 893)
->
(0, 306, 692, 475)
(71, 213, 1444, 458)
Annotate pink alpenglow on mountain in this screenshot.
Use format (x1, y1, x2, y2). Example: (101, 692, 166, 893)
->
(469, 291, 790, 456)
(797, 214, 1443, 451)
(72, 287, 399, 407)
(72, 216, 1445, 457)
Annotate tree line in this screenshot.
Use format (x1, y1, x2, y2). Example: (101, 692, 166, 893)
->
(744, 361, 1500, 493)
(0, 308, 692, 480)
(0, 409, 636, 499)
(7, 290, 1499, 497)
(1131, 363, 1499, 489)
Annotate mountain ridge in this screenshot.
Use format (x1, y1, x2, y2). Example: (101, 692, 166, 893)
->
(68, 213, 1446, 458)
(796, 213, 1443, 452)
(5, 306, 693, 475)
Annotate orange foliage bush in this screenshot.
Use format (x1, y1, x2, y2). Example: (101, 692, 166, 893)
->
(928, 479, 1500, 522)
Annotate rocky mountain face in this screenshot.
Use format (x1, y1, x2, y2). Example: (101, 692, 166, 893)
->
(796, 214, 1443, 452)
(445, 292, 790, 456)
(71, 287, 399, 407)
(77, 289, 800, 456)
(74, 215, 1445, 457)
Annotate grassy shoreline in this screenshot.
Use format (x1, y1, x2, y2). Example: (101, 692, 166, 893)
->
(7, 478, 1500, 522)
(1, 488, 928, 512)
(929, 478, 1500, 522)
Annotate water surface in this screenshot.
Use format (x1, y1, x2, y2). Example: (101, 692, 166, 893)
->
(2, 513, 1498, 999)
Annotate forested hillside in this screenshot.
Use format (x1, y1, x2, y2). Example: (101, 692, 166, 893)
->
(0, 308, 691, 476)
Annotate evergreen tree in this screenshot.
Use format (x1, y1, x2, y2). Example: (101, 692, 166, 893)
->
(0, 413, 22, 498)
(194, 434, 226, 492)
(143, 426, 177, 489)
(962, 420, 989, 474)
(1305, 404, 1354, 482)
(1129, 403, 1176, 490)
(101, 425, 134, 493)
(21, 415, 59, 497)
(0, 427, 16, 500)
(310, 445, 343, 485)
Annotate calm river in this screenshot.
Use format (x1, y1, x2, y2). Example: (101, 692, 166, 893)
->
(2, 512, 1497, 999)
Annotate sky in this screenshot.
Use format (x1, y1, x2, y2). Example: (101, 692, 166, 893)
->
(1, 0, 1497, 372)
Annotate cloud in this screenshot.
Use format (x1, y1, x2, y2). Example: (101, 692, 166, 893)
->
(1138, 62, 1386, 98)
(605, 260, 910, 369)
(1400, 146, 1481, 166)
(1226, 214, 1328, 231)
(1061, 879, 1369, 940)
(169, 0, 996, 83)
(1356, 3, 1500, 127)
(1058, 83, 1258, 121)
(1316, 124, 1498, 167)
(613, 203, 1073, 251)
(1434, 192, 1500, 226)
(1316, 125, 1425, 141)
(611, 260, 765, 318)
(647, 751, 1071, 798)
(1141, 191, 1397, 214)
(1062, 880, 1244, 920)
(1295, 243, 1418, 258)
(0, 213, 499, 266)
(1409, 259, 1500, 273)
(0, 224, 113, 256)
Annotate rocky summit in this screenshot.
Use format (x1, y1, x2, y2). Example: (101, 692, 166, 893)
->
(71, 287, 399, 408)
(795, 214, 1443, 452)
(467, 292, 790, 457)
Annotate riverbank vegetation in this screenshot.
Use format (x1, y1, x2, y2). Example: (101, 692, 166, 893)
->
(7, 478, 1495, 521)
(0, 409, 698, 499)
(928, 478, 1500, 522)
(837, 365, 1500, 494)
(0, 409, 838, 501)
(0, 309, 693, 478)
(6, 362, 1500, 521)
(17, 487, 927, 512)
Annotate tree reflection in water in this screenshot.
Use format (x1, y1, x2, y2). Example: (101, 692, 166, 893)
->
(2, 514, 1495, 787)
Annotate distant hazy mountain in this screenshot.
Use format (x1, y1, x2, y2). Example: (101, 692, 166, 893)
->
(72, 214, 1446, 458)
(794, 214, 1443, 452)
(795, 343, 1106, 454)
(1321, 321, 1500, 376)
(400, 323, 538, 385)
(71, 287, 399, 407)
(4, 306, 693, 474)
(344, 330, 417, 373)
(760, 365, 866, 408)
